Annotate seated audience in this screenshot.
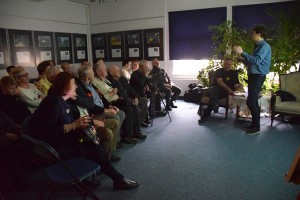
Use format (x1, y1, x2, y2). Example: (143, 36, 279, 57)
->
(199, 58, 243, 123)
(131, 60, 139, 72)
(0, 76, 31, 124)
(6, 65, 16, 77)
(149, 58, 182, 111)
(12, 66, 45, 113)
(121, 59, 132, 82)
(26, 72, 139, 190)
(35, 61, 51, 95)
(108, 65, 147, 139)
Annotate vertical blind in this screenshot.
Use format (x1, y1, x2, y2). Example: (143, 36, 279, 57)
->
(169, 7, 226, 60)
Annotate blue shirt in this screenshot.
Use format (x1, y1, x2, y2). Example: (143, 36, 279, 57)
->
(241, 40, 271, 75)
(83, 81, 104, 108)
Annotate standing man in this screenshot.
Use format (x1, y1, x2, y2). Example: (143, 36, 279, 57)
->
(234, 24, 271, 135)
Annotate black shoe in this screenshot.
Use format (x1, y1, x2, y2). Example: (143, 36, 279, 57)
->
(122, 137, 138, 144)
(144, 118, 151, 124)
(141, 121, 150, 128)
(133, 132, 147, 140)
(246, 127, 260, 135)
(110, 155, 121, 162)
(198, 115, 209, 124)
(165, 106, 172, 111)
(113, 178, 139, 190)
(170, 102, 178, 108)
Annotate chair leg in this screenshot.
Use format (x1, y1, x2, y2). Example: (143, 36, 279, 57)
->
(225, 107, 228, 119)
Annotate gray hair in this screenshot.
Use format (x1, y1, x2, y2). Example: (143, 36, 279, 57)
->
(77, 64, 92, 79)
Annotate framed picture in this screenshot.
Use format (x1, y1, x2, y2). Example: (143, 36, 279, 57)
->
(107, 31, 124, 61)
(55, 32, 73, 64)
(73, 34, 88, 63)
(0, 28, 10, 68)
(8, 29, 35, 67)
(143, 28, 164, 60)
(124, 30, 143, 60)
(34, 31, 55, 65)
(91, 33, 108, 63)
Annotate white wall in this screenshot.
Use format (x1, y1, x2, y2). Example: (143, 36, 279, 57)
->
(89, 0, 292, 93)
(0, 0, 89, 78)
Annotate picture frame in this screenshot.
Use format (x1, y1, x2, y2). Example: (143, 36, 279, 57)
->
(73, 33, 88, 63)
(91, 33, 108, 63)
(8, 29, 35, 67)
(55, 32, 73, 64)
(143, 28, 164, 60)
(107, 31, 124, 61)
(0, 28, 10, 68)
(34, 31, 55, 65)
(124, 30, 143, 60)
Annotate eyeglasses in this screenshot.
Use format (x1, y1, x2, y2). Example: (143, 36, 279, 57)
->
(20, 73, 29, 78)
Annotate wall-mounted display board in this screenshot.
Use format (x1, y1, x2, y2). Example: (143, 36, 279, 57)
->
(0, 28, 10, 68)
(73, 33, 88, 64)
(143, 28, 164, 61)
(91, 33, 108, 63)
(124, 30, 143, 61)
(107, 31, 124, 62)
(34, 31, 55, 65)
(8, 29, 35, 67)
(55, 32, 73, 64)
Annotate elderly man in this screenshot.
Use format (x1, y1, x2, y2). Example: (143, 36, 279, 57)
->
(199, 58, 243, 123)
(149, 58, 181, 111)
(107, 65, 147, 140)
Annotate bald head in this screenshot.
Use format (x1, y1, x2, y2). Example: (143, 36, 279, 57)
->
(152, 58, 160, 68)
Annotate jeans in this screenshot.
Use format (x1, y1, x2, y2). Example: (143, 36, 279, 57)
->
(247, 74, 266, 128)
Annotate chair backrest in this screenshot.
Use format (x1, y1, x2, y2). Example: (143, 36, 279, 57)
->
(280, 72, 300, 101)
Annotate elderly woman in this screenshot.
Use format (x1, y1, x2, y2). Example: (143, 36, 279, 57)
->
(12, 66, 45, 113)
(26, 72, 138, 190)
(0, 76, 31, 124)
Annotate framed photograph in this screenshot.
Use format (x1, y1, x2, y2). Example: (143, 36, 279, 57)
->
(127, 34, 140, 45)
(34, 31, 55, 65)
(0, 28, 10, 68)
(143, 28, 164, 60)
(91, 33, 108, 62)
(107, 31, 124, 61)
(94, 36, 105, 47)
(58, 36, 70, 48)
(110, 35, 122, 46)
(55, 32, 73, 64)
(38, 36, 51, 48)
(124, 30, 143, 60)
(8, 29, 35, 67)
(73, 34, 87, 63)
(13, 34, 30, 47)
(146, 32, 160, 44)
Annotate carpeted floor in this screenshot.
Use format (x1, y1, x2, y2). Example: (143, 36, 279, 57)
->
(13, 100, 300, 200)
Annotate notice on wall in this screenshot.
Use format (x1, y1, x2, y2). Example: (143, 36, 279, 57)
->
(95, 49, 105, 58)
(148, 47, 160, 57)
(60, 51, 70, 60)
(0, 52, 4, 64)
(77, 50, 86, 59)
(111, 48, 121, 58)
(16, 51, 30, 63)
(129, 48, 139, 57)
(40, 51, 52, 62)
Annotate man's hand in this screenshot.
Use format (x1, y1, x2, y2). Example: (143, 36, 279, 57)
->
(104, 108, 117, 115)
(234, 46, 243, 55)
(92, 119, 105, 129)
(109, 105, 119, 112)
(164, 83, 171, 89)
(228, 89, 235, 95)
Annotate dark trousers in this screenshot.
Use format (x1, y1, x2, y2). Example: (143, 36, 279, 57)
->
(119, 105, 141, 137)
(158, 85, 182, 108)
(247, 74, 266, 128)
(204, 86, 227, 115)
